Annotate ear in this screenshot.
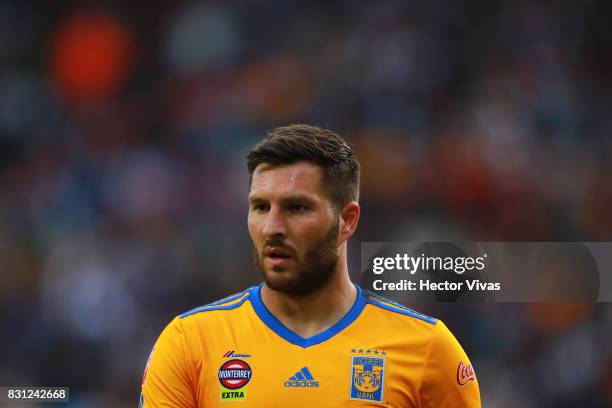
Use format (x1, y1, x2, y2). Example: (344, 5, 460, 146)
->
(339, 201, 360, 244)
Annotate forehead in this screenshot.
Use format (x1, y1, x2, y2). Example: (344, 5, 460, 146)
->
(249, 161, 327, 198)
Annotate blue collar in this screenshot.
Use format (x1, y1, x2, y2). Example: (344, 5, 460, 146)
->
(248, 284, 366, 348)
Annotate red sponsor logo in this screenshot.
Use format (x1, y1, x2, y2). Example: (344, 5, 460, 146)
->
(218, 359, 252, 389)
(456, 361, 476, 386)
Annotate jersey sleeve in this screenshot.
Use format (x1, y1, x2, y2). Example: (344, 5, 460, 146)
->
(140, 317, 197, 408)
(419, 320, 481, 408)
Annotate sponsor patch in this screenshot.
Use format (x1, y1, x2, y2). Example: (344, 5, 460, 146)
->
(220, 386, 246, 401)
(456, 361, 476, 386)
(218, 359, 252, 401)
(223, 350, 252, 358)
(350, 355, 385, 402)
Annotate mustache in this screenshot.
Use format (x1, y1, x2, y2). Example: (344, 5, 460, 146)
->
(263, 238, 296, 255)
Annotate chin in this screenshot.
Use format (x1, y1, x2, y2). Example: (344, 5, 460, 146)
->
(263, 271, 303, 293)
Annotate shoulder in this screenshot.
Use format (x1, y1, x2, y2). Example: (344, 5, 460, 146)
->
(362, 290, 438, 330)
(177, 286, 255, 322)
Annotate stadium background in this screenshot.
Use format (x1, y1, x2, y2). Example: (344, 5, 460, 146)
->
(1, 0, 611, 406)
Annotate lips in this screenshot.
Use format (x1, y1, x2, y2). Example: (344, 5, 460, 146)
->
(263, 247, 293, 259)
(262, 246, 295, 267)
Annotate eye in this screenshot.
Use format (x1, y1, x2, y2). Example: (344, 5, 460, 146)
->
(252, 203, 270, 212)
(288, 203, 307, 212)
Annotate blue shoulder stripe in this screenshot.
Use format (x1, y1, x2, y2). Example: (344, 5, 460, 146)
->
(179, 295, 250, 318)
(206, 287, 253, 307)
(366, 296, 437, 325)
(367, 291, 437, 322)
(179, 287, 253, 318)
(367, 291, 413, 310)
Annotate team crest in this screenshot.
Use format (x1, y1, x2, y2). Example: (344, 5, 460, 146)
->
(350, 354, 385, 402)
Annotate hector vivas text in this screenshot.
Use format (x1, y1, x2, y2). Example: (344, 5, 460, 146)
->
(370, 253, 501, 292)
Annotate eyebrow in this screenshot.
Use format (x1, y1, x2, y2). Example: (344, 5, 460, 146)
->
(248, 194, 318, 205)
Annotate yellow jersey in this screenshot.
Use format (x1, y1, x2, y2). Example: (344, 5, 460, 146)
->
(140, 284, 480, 407)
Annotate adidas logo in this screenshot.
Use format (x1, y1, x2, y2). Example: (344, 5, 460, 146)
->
(283, 367, 320, 388)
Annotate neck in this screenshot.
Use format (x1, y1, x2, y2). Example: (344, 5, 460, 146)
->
(260, 247, 357, 338)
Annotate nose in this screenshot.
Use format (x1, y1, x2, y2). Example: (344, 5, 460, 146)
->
(262, 206, 287, 238)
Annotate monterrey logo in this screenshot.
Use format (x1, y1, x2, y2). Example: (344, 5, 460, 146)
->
(218, 359, 252, 390)
(456, 361, 476, 386)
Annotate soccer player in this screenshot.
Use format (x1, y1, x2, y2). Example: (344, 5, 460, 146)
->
(140, 124, 481, 407)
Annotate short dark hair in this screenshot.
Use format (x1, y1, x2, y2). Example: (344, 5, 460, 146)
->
(246, 124, 360, 209)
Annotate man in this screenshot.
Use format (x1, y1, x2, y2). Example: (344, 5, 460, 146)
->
(140, 124, 481, 407)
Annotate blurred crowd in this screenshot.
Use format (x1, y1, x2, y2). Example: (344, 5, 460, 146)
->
(0, 0, 611, 406)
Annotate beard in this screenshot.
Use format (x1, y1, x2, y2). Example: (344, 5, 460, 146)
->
(252, 218, 340, 296)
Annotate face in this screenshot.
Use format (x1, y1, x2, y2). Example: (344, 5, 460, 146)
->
(248, 161, 340, 296)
